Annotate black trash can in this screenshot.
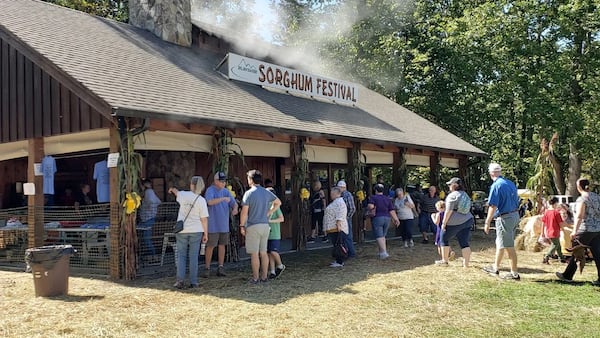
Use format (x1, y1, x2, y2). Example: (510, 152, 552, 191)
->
(25, 245, 76, 297)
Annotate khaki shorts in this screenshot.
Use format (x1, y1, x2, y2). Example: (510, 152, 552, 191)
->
(245, 223, 270, 254)
(495, 212, 519, 248)
(206, 232, 229, 247)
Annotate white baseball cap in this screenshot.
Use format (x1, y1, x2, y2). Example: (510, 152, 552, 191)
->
(337, 180, 347, 188)
(488, 163, 502, 173)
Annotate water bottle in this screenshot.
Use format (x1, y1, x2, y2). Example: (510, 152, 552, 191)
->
(200, 243, 206, 255)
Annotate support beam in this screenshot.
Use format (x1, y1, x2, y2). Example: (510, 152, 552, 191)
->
(392, 148, 407, 190)
(290, 136, 308, 251)
(459, 156, 469, 192)
(429, 152, 440, 188)
(27, 138, 44, 247)
(348, 142, 362, 243)
(109, 127, 121, 280)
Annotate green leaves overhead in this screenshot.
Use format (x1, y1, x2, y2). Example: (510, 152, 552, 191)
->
(281, 0, 600, 187)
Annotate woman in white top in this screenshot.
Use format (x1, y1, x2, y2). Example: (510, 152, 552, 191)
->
(168, 176, 209, 289)
(393, 188, 415, 248)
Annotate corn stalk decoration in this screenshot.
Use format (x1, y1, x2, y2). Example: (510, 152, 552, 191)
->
(349, 142, 366, 242)
(210, 127, 245, 262)
(527, 136, 556, 214)
(291, 137, 309, 250)
(117, 118, 144, 280)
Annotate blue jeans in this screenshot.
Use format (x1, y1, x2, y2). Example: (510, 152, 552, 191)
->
(419, 211, 436, 233)
(372, 216, 391, 238)
(176, 232, 202, 285)
(139, 218, 156, 256)
(345, 217, 356, 257)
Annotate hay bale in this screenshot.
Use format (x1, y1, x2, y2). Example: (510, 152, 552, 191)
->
(517, 215, 544, 252)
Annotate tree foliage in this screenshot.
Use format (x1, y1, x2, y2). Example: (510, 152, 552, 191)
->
(278, 0, 600, 190)
(43, 0, 128, 22)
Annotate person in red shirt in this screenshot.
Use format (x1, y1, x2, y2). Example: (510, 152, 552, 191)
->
(541, 197, 572, 264)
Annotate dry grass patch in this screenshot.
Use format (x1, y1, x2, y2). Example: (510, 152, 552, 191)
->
(2, 228, 600, 337)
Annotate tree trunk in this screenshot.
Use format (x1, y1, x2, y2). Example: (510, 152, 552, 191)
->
(547, 133, 565, 195)
(566, 143, 581, 197)
(290, 137, 308, 251)
(548, 150, 565, 195)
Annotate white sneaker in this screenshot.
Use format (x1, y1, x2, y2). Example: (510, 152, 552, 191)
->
(404, 241, 409, 248)
(379, 252, 390, 260)
(409, 240, 414, 247)
(329, 262, 344, 268)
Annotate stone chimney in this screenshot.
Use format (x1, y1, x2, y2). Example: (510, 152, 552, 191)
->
(129, 0, 192, 47)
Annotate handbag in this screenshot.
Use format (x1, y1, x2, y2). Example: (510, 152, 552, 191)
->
(173, 194, 200, 233)
(332, 233, 348, 260)
(173, 220, 184, 234)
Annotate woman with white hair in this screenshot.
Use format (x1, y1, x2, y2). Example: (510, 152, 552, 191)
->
(393, 187, 415, 248)
(168, 176, 209, 289)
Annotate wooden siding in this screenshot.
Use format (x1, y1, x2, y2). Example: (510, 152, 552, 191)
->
(0, 157, 27, 209)
(0, 37, 111, 143)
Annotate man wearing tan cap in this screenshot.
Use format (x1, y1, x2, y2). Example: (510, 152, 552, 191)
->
(482, 163, 521, 280)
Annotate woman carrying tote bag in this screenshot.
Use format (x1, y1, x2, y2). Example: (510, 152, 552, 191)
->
(168, 176, 209, 289)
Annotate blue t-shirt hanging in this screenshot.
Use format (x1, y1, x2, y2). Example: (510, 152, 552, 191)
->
(94, 160, 110, 203)
(42, 155, 56, 195)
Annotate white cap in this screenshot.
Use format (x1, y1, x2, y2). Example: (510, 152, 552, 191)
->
(337, 180, 347, 188)
(488, 163, 502, 173)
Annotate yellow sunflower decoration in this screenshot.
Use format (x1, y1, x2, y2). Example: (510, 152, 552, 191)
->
(356, 190, 365, 202)
(122, 192, 141, 214)
(227, 185, 236, 198)
(300, 187, 310, 200)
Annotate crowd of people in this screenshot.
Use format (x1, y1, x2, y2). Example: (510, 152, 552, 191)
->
(138, 162, 600, 289)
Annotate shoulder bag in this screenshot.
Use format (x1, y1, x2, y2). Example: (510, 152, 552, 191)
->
(332, 233, 349, 260)
(173, 194, 200, 233)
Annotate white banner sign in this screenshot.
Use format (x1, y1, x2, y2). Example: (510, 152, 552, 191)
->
(228, 53, 358, 106)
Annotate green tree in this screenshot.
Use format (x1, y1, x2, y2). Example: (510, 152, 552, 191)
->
(43, 0, 128, 22)
(277, 0, 600, 190)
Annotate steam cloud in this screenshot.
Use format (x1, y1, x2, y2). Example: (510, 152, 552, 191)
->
(191, 0, 414, 83)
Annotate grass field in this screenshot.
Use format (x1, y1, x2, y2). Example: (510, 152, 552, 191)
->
(1, 228, 600, 338)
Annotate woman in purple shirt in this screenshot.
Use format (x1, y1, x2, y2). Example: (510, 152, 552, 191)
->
(367, 184, 400, 259)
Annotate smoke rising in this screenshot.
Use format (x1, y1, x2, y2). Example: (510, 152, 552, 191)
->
(191, 0, 414, 83)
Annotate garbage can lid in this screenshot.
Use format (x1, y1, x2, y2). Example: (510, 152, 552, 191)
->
(25, 245, 76, 264)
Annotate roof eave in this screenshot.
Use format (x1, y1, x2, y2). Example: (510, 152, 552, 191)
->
(112, 107, 487, 158)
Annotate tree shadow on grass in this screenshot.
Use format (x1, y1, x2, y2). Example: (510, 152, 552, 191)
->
(531, 278, 588, 286)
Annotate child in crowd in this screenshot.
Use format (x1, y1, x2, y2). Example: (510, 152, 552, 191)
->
(541, 197, 570, 264)
(267, 187, 286, 279)
(432, 201, 455, 261)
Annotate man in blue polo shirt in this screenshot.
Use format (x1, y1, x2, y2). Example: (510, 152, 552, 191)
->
(203, 172, 238, 278)
(483, 163, 521, 280)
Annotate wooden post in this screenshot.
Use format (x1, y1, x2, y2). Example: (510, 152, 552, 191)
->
(392, 148, 407, 189)
(109, 127, 121, 279)
(458, 156, 469, 193)
(290, 136, 308, 251)
(27, 138, 44, 248)
(429, 152, 440, 188)
(347, 143, 362, 243)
